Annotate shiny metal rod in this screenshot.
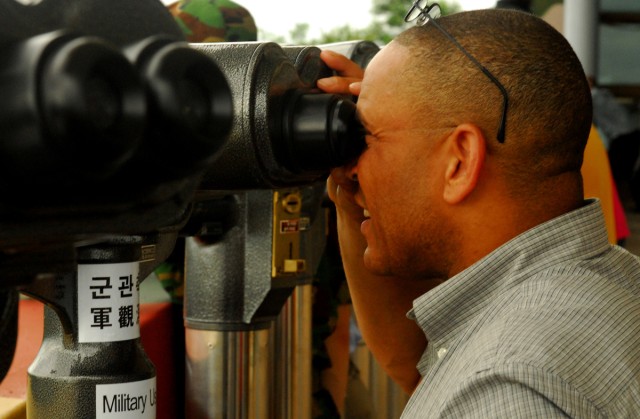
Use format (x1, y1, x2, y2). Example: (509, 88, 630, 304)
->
(185, 328, 271, 419)
(273, 284, 313, 419)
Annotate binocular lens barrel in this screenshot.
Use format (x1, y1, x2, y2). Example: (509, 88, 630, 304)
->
(0, 31, 145, 185)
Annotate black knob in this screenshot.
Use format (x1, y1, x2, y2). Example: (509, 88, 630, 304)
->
(0, 31, 145, 187)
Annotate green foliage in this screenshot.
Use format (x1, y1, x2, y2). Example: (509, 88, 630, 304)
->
(258, 29, 286, 43)
(274, 0, 565, 45)
(287, 0, 463, 45)
(290, 23, 311, 44)
(531, 0, 562, 16)
(373, 0, 416, 27)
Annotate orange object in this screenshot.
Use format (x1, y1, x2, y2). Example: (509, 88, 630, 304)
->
(582, 125, 619, 244)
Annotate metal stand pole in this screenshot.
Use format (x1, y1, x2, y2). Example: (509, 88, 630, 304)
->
(184, 186, 325, 418)
(23, 239, 157, 418)
(185, 328, 271, 419)
(273, 283, 313, 419)
(564, 0, 599, 79)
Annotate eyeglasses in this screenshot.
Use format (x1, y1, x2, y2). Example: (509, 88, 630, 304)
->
(404, 1, 509, 143)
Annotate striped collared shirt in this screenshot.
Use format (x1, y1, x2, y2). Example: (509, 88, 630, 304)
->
(403, 200, 640, 418)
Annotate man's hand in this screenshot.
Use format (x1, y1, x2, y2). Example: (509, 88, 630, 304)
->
(327, 165, 363, 223)
(317, 50, 364, 96)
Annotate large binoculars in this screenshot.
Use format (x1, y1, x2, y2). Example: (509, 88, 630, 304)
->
(0, 0, 382, 387)
(0, 0, 379, 282)
(0, 30, 372, 249)
(0, 34, 369, 195)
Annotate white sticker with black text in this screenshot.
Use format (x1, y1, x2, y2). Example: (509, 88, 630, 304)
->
(77, 262, 140, 343)
(96, 377, 156, 418)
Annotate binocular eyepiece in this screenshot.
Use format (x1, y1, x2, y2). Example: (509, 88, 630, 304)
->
(281, 90, 364, 174)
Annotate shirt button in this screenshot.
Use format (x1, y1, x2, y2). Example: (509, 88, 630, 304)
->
(437, 347, 448, 359)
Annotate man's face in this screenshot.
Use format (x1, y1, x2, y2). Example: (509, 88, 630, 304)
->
(352, 42, 455, 278)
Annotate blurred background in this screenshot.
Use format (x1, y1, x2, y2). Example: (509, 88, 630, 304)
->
(1, 1, 639, 419)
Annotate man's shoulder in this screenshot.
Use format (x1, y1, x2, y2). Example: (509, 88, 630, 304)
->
(472, 264, 640, 414)
(407, 254, 640, 417)
(494, 254, 640, 346)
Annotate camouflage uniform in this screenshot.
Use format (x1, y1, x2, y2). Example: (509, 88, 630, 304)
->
(167, 0, 257, 42)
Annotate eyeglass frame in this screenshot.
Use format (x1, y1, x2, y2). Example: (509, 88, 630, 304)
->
(404, 1, 509, 144)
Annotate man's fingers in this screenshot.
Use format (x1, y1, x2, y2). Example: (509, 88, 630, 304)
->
(317, 77, 361, 94)
(320, 50, 364, 78)
(316, 50, 364, 95)
(328, 168, 360, 208)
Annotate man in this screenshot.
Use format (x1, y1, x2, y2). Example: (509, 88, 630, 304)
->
(317, 6, 640, 417)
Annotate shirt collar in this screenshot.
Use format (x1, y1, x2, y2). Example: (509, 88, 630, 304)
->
(410, 199, 611, 348)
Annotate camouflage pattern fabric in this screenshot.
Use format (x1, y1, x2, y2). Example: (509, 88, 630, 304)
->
(167, 0, 257, 42)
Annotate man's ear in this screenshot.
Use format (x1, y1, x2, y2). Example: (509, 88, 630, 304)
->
(442, 124, 486, 204)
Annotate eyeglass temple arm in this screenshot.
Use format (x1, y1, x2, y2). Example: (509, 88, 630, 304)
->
(430, 19, 509, 143)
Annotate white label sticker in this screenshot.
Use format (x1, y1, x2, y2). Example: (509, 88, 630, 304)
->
(77, 262, 140, 343)
(96, 377, 156, 418)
